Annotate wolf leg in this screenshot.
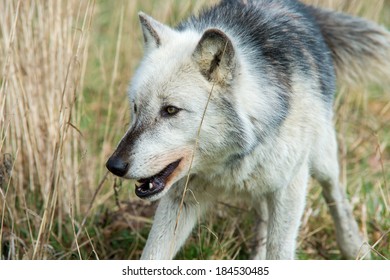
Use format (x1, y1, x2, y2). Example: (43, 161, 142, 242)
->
(141, 188, 209, 260)
(250, 197, 268, 260)
(312, 126, 369, 259)
(266, 164, 309, 259)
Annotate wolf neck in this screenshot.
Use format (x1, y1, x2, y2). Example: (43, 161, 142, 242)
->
(191, 39, 288, 190)
(197, 142, 269, 194)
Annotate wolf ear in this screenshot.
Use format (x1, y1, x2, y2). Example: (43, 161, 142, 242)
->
(192, 29, 236, 84)
(138, 12, 172, 51)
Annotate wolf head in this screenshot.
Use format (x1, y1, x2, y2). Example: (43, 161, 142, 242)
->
(106, 13, 255, 201)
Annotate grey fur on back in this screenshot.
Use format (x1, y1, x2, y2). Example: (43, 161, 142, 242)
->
(180, 0, 390, 87)
(178, 0, 337, 105)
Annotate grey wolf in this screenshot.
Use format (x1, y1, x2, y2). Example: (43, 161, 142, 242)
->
(106, 0, 390, 259)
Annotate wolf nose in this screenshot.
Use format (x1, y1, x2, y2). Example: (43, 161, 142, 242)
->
(106, 156, 129, 177)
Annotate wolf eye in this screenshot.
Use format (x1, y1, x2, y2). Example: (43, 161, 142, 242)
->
(134, 103, 137, 113)
(161, 105, 180, 117)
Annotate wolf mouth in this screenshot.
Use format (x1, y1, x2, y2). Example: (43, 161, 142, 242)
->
(135, 159, 181, 199)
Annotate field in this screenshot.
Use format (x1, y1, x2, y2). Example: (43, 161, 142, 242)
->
(0, 0, 389, 260)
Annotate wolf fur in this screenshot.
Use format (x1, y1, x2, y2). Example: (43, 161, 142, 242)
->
(106, 0, 390, 260)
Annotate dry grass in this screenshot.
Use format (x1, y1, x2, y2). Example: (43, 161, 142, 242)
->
(0, 0, 389, 260)
(0, 0, 96, 259)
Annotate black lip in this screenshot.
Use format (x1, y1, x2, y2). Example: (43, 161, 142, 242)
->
(135, 159, 181, 199)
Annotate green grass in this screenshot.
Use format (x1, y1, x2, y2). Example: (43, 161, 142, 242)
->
(0, 0, 389, 260)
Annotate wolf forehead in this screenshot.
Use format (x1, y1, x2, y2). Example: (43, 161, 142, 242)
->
(129, 31, 208, 98)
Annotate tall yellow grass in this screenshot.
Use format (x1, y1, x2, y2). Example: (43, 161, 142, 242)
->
(0, 0, 388, 260)
(0, 0, 95, 259)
